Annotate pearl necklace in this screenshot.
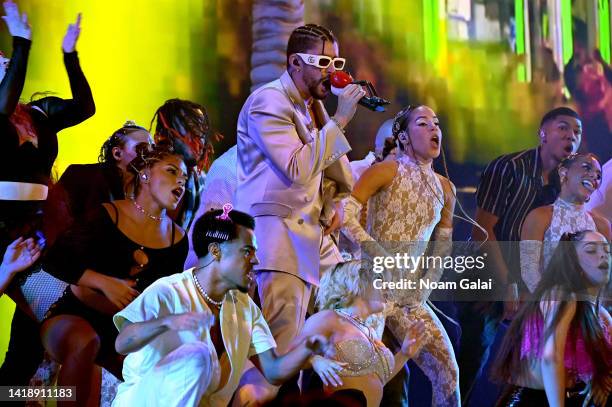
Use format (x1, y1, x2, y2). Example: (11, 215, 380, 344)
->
(192, 269, 224, 309)
(131, 199, 164, 222)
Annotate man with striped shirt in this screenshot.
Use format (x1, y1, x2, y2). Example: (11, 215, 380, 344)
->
(474, 106, 582, 294)
(464, 107, 582, 406)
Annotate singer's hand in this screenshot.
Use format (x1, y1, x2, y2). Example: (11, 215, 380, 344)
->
(333, 84, 365, 128)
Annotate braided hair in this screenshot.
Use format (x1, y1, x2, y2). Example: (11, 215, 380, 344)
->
(150, 99, 215, 171)
(99, 120, 149, 165)
(286, 24, 337, 68)
(391, 105, 423, 151)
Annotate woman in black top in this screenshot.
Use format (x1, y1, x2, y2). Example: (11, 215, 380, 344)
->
(42, 146, 189, 406)
(0, 2, 94, 388)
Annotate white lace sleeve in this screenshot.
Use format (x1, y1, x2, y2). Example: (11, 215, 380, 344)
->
(341, 196, 387, 259)
(342, 195, 371, 241)
(520, 240, 543, 293)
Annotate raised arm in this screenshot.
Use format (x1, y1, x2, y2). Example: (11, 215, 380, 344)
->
(34, 13, 95, 130)
(0, 0, 31, 116)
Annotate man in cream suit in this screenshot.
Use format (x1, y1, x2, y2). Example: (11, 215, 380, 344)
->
(235, 24, 364, 402)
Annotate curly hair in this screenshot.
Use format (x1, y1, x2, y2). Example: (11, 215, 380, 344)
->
(127, 144, 184, 196)
(316, 260, 371, 310)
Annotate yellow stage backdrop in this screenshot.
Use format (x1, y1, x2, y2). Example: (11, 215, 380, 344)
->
(0, 0, 225, 365)
(1, 0, 610, 366)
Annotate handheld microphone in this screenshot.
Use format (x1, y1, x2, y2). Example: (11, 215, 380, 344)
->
(330, 71, 391, 112)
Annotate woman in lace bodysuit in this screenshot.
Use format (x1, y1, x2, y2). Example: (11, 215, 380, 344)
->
(342, 105, 459, 406)
(493, 231, 612, 406)
(295, 261, 427, 407)
(521, 154, 611, 292)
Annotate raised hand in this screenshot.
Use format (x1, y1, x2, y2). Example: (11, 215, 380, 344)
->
(2, 0, 31, 40)
(333, 83, 366, 128)
(162, 312, 215, 332)
(62, 13, 81, 53)
(0, 237, 41, 276)
(400, 320, 427, 359)
(311, 355, 346, 387)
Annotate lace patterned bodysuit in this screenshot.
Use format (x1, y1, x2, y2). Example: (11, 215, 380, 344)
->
(521, 198, 596, 292)
(341, 155, 460, 406)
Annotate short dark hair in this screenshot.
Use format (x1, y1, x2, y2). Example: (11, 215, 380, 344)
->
(286, 24, 337, 68)
(192, 209, 255, 258)
(539, 107, 580, 128)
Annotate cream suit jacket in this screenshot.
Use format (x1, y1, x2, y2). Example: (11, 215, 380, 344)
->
(236, 71, 353, 285)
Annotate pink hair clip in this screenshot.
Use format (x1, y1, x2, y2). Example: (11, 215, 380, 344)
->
(217, 203, 233, 220)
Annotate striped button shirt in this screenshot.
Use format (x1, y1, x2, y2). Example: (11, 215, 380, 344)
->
(476, 147, 559, 282)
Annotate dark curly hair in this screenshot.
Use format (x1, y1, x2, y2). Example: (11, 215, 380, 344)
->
(127, 144, 185, 196)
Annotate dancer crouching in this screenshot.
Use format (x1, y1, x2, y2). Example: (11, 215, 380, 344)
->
(112, 208, 334, 407)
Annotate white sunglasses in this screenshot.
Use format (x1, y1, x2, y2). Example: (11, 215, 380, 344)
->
(295, 53, 346, 70)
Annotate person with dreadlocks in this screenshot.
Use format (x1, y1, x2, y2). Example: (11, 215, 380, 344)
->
(235, 23, 362, 403)
(0, 1, 95, 387)
(493, 231, 612, 406)
(40, 145, 188, 405)
(342, 105, 459, 406)
(150, 98, 215, 231)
